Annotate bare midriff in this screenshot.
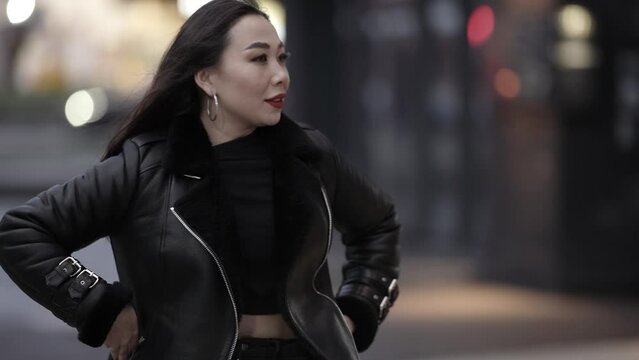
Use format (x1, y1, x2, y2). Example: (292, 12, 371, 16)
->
(238, 313, 297, 339)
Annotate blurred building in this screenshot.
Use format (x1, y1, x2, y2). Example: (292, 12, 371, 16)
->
(2, 0, 639, 293)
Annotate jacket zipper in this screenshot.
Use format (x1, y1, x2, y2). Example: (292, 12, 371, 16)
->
(317, 185, 359, 354)
(170, 207, 239, 360)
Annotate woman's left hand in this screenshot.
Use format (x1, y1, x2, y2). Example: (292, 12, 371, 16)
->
(104, 304, 139, 360)
(343, 315, 356, 333)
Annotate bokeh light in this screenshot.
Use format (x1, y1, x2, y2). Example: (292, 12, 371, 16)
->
(261, 0, 286, 42)
(176, 0, 286, 41)
(426, 0, 464, 38)
(494, 68, 521, 99)
(64, 88, 109, 127)
(557, 4, 594, 40)
(177, 0, 211, 18)
(467, 5, 495, 48)
(554, 40, 598, 70)
(6, 0, 36, 25)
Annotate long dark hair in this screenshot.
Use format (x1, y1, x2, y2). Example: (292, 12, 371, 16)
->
(102, 0, 268, 159)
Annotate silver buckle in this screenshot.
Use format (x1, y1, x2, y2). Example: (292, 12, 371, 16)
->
(379, 296, 391, 319)
(388, 278, 398, 296)
(58, 256, 82, 277)
(77, 269, 100, 288)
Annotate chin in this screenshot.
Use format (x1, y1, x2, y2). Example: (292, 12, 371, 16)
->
(261, 113, 282, 126)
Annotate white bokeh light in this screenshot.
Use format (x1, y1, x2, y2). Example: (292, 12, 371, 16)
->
(177, 0, 211, 18)
(558, 4, 594, 40)
(554, 40, 598, 70)
(261, 0, 286, 42)
(6, 0, 36, 25)
(176, 0, 286, 42)
(65, 88, 108, 127)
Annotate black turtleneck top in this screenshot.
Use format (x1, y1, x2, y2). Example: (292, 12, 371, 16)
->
(211, 129, 278, 314)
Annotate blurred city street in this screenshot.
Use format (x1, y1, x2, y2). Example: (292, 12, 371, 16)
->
(3, 0, 639, 359)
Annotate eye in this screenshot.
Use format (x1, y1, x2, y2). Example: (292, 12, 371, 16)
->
(278, 52, 291, 63)
(252, 54, 268, 63)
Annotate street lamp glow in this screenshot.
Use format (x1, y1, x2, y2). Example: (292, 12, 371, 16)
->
(65, 88, 108, 127)
(554, 40, 598, 70)
(176, 0, 286, 41)
(6, 0, 36, 25)
(261, 0, 286, 42)
(558, 4, 594, 39)
(177, 0, 211, 18)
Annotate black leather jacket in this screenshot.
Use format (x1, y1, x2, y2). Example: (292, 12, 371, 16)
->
(0, 116, 400, 360)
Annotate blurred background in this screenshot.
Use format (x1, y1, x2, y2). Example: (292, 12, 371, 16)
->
(2, 0, 639, 359)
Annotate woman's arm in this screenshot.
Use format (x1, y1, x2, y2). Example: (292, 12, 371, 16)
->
(0, 139, 141, 347)
(306, 127, 400, 352)
(331, 148, 400, 352)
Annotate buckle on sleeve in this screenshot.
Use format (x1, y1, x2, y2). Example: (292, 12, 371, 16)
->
(378, 278, 398, 321)
(45, 256, 83, 288)
(77, 269, 100, 289)
(60, 256, 83, 277)
(388, 278, 399, 301)
(379, 296, 391, 321)
(68, 269, 101, 300)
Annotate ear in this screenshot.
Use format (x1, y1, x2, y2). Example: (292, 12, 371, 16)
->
(194, 67, 216, 96)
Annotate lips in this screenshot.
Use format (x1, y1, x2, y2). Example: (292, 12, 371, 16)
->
(265, 94, 285, 109)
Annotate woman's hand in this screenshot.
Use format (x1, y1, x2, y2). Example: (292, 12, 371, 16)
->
(104, 304, 139, 360)
(343, 315, 356, 334)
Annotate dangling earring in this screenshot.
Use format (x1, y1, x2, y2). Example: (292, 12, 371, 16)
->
(206, 94, 218, 122)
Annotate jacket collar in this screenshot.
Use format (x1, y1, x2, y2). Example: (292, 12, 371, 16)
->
(162, 113, 323, 177)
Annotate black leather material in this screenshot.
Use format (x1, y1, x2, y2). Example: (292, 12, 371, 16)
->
(339, 267, 399, 321)
(0, 115, 400, 359)
(68, 270, 101, 300)
(45, 257, 82, 288)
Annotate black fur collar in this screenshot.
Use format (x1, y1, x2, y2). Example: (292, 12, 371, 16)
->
(162, 114, 323, 176)
(168, 113, 327, 336)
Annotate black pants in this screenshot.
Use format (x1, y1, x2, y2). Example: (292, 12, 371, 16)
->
(234, 338, 314, 360)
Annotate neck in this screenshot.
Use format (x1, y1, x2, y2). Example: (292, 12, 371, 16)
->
(200, 113, 256, 146)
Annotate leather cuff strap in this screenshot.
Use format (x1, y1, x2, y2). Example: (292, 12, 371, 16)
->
(337, 283, 396, 322)
(45, 256, 82, 287)
(342, 268, 399, 306)
(343, 268, 396, 290)
(68, 269, 101, 300)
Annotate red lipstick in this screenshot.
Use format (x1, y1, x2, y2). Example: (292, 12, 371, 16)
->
(265, 94, 285, 109)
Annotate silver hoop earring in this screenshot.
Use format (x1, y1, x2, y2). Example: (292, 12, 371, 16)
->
(206, 94, 218, 122)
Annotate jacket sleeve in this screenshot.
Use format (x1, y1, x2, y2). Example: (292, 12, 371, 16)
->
(0, 139, 140, 347)
(317, 133, 400, 352)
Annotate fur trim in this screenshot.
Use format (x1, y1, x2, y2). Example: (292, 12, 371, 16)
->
(76, 281, 133, 347)
(167, 113, 326, 319)
(162, 114, 214, 176)
(163, 114, 323, 177)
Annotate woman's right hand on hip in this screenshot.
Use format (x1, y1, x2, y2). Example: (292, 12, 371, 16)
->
(104, 304, 139, 360)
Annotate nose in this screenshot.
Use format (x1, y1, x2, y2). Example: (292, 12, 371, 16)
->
(271, 62, 289, 90)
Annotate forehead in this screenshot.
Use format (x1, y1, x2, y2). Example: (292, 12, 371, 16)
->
(227, 15, 281, 49)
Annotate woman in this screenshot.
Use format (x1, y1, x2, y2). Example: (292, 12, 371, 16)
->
(0, 1, 400, 359)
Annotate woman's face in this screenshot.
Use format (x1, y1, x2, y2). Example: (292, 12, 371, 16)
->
(203, 15, 290, 129)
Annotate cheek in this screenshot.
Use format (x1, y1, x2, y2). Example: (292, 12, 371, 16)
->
(229, 65, 264, 88)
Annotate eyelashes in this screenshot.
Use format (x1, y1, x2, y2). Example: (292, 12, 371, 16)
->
(252, 52, 291, 63)
(279, 52, 291, 62)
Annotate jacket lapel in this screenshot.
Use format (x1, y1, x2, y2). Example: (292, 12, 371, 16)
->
(166, 114, 326, 312)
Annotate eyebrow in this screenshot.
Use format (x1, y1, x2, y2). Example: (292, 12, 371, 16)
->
(244, 42, 285, 50)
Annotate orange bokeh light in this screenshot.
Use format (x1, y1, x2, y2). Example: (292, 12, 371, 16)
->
(494, 68, 521, 99)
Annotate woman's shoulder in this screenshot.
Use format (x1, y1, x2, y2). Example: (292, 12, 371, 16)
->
(127, 130, 167, 148)
(119, 130, 168, 171)
(280, 115, 334, 152)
